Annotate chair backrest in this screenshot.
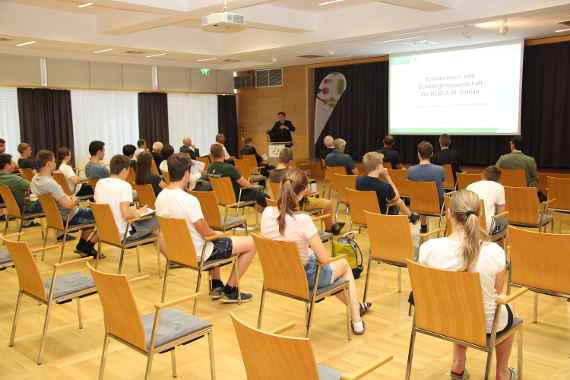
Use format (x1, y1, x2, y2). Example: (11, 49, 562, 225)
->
(407, 260, 487, 347)
(231, 313, 320, 380)
(508, 226, 570, 295)
(365, 211, 413, 264)
(442, 164, 455, 190)
(457, 172, 480, 190)
(324, 166, 345, 184)
(53, 171, 73, 196)
(408, 181, 441, 215)
(331, 174, 357, 203)
(443, 195, 486, 236)
(0, 185, 22, 217)
(346, 189, 381, 226)
(5, 239, 46, 301)
(20, 168, 35, 182)
(90, 203, 122, 245)
(38, 193, 65, 231)
(190, 191, 224, 230)
(134, 184, 156, 210)
(196, 156, 210, 171)
(387, 168, 412, 197)
(235, 158, 256, 178)
(268, 181, 281, 200)
(88, 178, 99, 192)
(504, 186, 540, 226)
(383, 162, 393, 169)
(210, 176, 237, 206)
(547, 176, 570, 211)
(150, 159, 159, 176)
(500, 169, 527, 187)
(242, 154, 258, 169)
(162, 171, 170, 184)
(157, 216, 199, 268)
(126, 167, 136, 186)
(252, 233, 309, 300)
(88, 264, 146, 351)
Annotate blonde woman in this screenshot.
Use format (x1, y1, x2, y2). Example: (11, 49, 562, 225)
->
(260, 168, 371, 335)
(419, 190, 517, 380)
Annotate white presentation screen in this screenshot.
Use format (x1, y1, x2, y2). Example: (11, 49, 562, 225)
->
(389, 41, 524, 135)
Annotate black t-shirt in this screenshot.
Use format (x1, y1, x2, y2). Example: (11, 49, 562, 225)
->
(239, 145, 263, 165)
(18, 158, 37, 170)
(355, 175, 397, 214)
(269, 120, 295, 143)
(377, 148, 400, 169)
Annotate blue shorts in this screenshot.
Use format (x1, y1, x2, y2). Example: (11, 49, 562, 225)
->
(305, 255, 334, 290)
(68, 208, 95, 226)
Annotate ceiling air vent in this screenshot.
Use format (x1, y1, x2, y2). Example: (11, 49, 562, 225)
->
(234, 71, 254, 90)
(559, 20, 570, 27)
(255, 69, 283, 88)
(223, 58, 241, 63)
(298, 54, 325, 59)
(0, 37, 12, 42)
(125, 50, 146, 55)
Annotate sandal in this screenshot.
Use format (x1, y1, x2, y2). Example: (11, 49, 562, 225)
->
(508, 368, 518, 380)
(351, 320, 366, 335)
(359, 302, 372, 317)
(450, 369, 470, 379)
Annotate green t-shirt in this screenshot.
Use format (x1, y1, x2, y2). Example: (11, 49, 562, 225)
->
(207, 162, 242, 197)
(0, 172, 31, 209)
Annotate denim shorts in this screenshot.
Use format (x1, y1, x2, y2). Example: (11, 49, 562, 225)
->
(68, 208, 95, 226)
(305, 255, 334, 290)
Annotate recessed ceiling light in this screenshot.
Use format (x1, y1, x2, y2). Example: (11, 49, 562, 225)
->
(271, 57, 277, 63)
(93, 48, 113, 54)
(555, 28, 570, 33)
(318, 0, 344, 6)
(413, 40, 438, 46)
(377, 36, 421, 44)
(145, 52, 167, 58)
(78, 2, 94, 8)
(16, 41, 36, 47)
(197, 57, 217, 62)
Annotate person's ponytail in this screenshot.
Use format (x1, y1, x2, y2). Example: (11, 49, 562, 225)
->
(277, 169, 309, 235)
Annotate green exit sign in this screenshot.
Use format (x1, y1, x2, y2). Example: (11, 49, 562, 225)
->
(200, 68, 210, 76)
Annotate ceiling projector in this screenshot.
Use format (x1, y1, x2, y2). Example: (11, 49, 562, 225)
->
(202, 12, 245, 33)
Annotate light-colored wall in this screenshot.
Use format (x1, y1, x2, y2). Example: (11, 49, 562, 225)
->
(237, 65, 309, 160)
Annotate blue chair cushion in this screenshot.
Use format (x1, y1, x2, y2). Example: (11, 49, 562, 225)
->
(0, 249, 11, 265)
(318, 365, 341, 380)
(142, 308, 211, 349)
(43, 272, 95, 299)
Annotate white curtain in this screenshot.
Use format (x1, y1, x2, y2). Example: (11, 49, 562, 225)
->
(71, 90, 139, 168)
(0, 88, 21, 155)
(167, 94, 218, 155)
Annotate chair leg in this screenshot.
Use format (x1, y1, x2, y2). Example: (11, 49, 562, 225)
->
(156, 243, 162, 279)
(208, 331, 216, 380)
(305, 301, 315, 338)
(99, 333, 110, 380)
(397, 268, 402, 293)
(37, 300, 54, 365)
(41, 228, 50, 261)
(161, 261, 170, 302)
(136, 246, 142, 273)
(58, 232, 67, 263)
(484, 345, 495, 380)
(4, 216, 9, 236)
(118, 247, 126, 274)
(9, 291, 23, 347)
(362, 257, 372, 304)
(170, 349, 177, 378)
(404, 327, 417, 380)
(144, 352, 155, 380)
(76, 298, 83, 329)
(95, 241, 102, 269)
(17, 219, 23, 239)
(533, 293, 538, 323)
(193, 271, 202, 315)
(257, 289, 266, 329)
(517, 327, 524, 379)
(345, 287, 351, 342)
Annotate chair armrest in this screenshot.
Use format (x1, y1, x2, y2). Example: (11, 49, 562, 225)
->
(154, 292, 201, 310)
(205, 232, 232, 241)
(54, 257, 93, 268)
(31, 244, 60, 253)
(339, 355, 394, 380)
(497, 287, 528, 305)
(312, 213, 332, 223)
(323, 254, 347, 265)
(271, 322, 295, 335)
(419, 228, 443, 239)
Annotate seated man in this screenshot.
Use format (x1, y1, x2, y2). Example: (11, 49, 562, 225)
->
(85, 140, 110, 180)
(239, 137, 263, 166)
(122, 144, 137, 169)
(496, 136, 539, 188)
(269, 147, 343, 235)
(180, 137, 199, 159)
(30, 150, 99, 257)
(0, 153, 42, 227)
(319, 135, 335, 161)
(208, 144, 269, 210)
(377, 135, 400, 169)
(156, 153, 256, 303)
(432, 134, 462, 182)
(159, 144, 175, 173)
(215, 133, 232, 161)
(151, 141, 164, 173)
(407, 141, 445, 233)
(467, 166, 508, 237)
(134, 139, 147, 159)
(17, 142, 36, 170)
(356, 152, 418, 223)
(325, 138, 360, 175)
(95, 154, 160, 242)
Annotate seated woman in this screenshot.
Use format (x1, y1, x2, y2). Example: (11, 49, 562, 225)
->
(135, 152, 166, 196)
(56, 147, 93, 198)
(419, 190, 517, 380)
(260, 168, 371, 335)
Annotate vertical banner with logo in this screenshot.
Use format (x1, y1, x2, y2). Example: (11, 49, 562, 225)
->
(314, 72, 347, 144)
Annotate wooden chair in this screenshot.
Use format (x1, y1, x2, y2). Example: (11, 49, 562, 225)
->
(507, 226, 570, 324)
(442, 164, 456, 191)
(196, 155, 210, 171)
(90, 203, 159, 274)
(363, 211, 440, 302)
(408, 181, 443, 226)
(126, 167, 136, 186)
(387, 168, 412, 198)
(134, 184, 157, 210)
(150, 159, 160, 176)
(345, 188, 381, 231)
(88, 264, 215, 380)
(191, 191, 247, 232)
(500, 169, 527, 187)
(5, 239, 95, 364)
(0, 185, 44, 237)
(158, 216, 241, 309)
(323, 166, 346, 197)
(268, 180, 281, 201)
(457, 172, 481, 190)
(20, 168, 35, 181)
(235, 157, 265, 185)
(504, 186, 554, 232)
(231, 313, 393, 380)
(53, 171, 73, 196)
(405, 260, 527, 380)
(87, 178, 99, 192)
(331, 174, 357, 218)
(209, 176, 256, 220)
(38, 194, 95, 263)
(162, 171, 170, 184)
(252, 233, 351, 340)
(546, 176, 570, 232)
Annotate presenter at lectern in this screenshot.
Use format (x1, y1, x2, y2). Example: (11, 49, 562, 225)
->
(268, 111, 295, 147)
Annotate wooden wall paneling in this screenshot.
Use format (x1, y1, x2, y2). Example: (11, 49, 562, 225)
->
(47, 58, 90, 88)
(0, 54, 41, 86)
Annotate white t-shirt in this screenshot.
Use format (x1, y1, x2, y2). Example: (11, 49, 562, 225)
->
(260, 207, 318, 266)
(159, 160, 168, 173)
(59, 163, 79, 194)
(155, 188, 213, 260)
(419, 237, 507, 333)
(467, 180, 506, 229)
(94, 177, 133, 236)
